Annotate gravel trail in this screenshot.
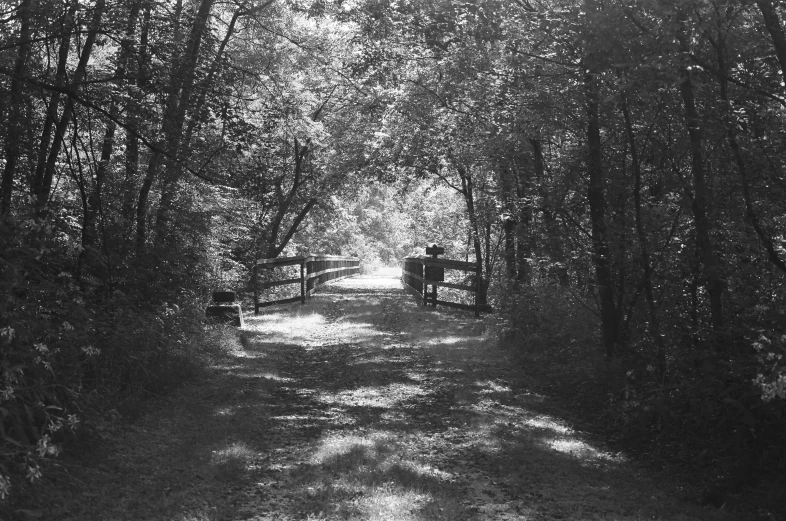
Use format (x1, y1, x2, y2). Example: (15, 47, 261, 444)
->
(21, 270, 730, 521)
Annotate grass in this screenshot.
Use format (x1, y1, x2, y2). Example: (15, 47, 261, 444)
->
(3, 274, 759, 520)
(291, 430, 466, 521)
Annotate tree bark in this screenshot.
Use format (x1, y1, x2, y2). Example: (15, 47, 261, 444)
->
(84, 1, 141, 251)
(136, 0, 215, 254)
(676, 14, 724, 331)
(1, 0, 35, 214)
(268, 198, 318, 259)
(457, 163, 487, 305)
(503, 215, 516, 279)
(679, 69, 724, 330)
(136, 152, 162, 256)
(585, 66, 619, 357)
(530, 138, 568, 286)
(152, 0, 216, 246)
(32, 0, 77, 201)
(621, 92, 666, 376)
(713, 28, 786, 276)
(499, 165, 517, 280)
(36, 0, 105, 207)
(515, 151, 533, 284)
(124, 2, 151, 225)
(756, 0, 786, 85)
(266, 140, 307, 250)
(154, 6, 240, 247)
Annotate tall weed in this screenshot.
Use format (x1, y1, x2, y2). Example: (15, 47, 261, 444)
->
(0, 216, 219, 503)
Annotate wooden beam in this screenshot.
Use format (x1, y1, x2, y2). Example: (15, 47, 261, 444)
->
(428, 280, 476, 292)
(307, 255, 360, 262)
(307, 266, 360, 279)
(259, 277, 301, 289)
(402, 269, 423, 281)
(403, 256, 476, 271)
(306, 269, 359, 295)
(434, 299, 476, 311)
(401, 279, 423, 300)
(402, 269, 475, 291)
(256, 256, 306, 268)
(422, 257, 477, 271)
(255, 295, 303, 309)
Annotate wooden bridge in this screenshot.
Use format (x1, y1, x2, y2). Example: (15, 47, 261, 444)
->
(253, 248, 482, 316)
(400, 255, 480, 316)
(253, 255, 360, 313)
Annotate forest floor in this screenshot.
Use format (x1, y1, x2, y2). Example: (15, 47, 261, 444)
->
(11, 270, 744, 521)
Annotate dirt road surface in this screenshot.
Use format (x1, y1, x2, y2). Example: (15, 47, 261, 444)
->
(24, 270, 731, 521)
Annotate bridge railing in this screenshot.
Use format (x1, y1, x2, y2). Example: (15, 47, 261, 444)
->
(253, 255, 360, 314)
(401, 256, 480, 316)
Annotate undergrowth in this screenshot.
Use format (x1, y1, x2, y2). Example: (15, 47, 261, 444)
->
(0, 214, 230, 509)
(496, 283, 786, 520)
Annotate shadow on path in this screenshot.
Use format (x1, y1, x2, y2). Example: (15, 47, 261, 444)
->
(23, 270, 731, 521)
(210, 272, 724, 521)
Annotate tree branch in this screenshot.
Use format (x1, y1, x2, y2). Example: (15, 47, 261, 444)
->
(0, 66, 220, 184)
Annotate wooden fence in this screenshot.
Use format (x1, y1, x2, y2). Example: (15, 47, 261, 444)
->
(401, 256, 481, 316)
(253, 255, 360, 314)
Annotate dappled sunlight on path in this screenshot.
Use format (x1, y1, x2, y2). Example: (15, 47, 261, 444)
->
(35, 269, 729, 521)
(213, 271, 719, 521)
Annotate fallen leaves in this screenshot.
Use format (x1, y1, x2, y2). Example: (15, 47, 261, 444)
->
(11, 274, 737, 521)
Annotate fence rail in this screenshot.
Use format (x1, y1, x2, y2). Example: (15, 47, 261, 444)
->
(254, 255, 360, 314)
(401, 255, 481, 316)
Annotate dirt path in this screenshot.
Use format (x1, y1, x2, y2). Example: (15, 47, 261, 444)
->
(21, 270, 731, 521)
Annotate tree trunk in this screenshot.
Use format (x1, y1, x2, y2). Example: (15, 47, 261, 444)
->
(679, 68, 724, 331)
(267, 198, 318, 259)
(84, 1, 141, 250)
(457, 163, 486, 306)
(515, 209, 533, 283)
(32, 0, 77, 201)
(499, 165, 517, 280)
(124, 2, 151, 226)
(503, 215, 516, 279)
(1, 0, 35, 214)
(530, 138, 568, 286)
(153, 0, 216, 246)
(259, 139, 315, 258)
(136, 151, 162, 256)
(515, 151, 533, 283)
(181, 9, 241, 152)
(674, 14, 724, 331)
(136, 0, 215, 253)
(756, 0, 786, 85)
(621, 92, 666, 376)
(37, 0, 106, 207)
(586, 66, 618, 357)
(714, 29, 786, 276)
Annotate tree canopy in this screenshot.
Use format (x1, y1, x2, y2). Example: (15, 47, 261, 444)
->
(1, 0, 785, 505)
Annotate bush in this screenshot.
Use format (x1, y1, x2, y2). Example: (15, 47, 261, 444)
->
(498, 281, 786, 514)
(0, 215, 215, 502)
(498, 283, 599, 349)
(0, 215, 86, 499)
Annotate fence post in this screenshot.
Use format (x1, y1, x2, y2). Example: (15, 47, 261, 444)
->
(253, 263, 259, 315)
(305, 256, 310, 297)
(421, 259, 427, 307)
(417, 259, 421, 302)
(300, 260, 306, 304)
(475, 263, 481, 317)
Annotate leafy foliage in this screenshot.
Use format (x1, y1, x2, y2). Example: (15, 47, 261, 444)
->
(339, 0, 786, 497)
(2, 0, 786, 510)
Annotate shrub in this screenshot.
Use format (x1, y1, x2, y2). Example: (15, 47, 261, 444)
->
(0, 215, 214, 502)
(498, 281, 786, 508)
